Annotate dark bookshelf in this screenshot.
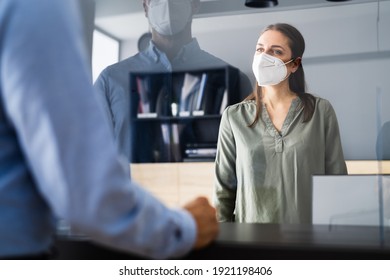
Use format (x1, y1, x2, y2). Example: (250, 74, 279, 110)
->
(129, 66, 240, 163)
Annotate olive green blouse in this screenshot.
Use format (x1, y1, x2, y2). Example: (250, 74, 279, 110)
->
(214, 97, 348, 224)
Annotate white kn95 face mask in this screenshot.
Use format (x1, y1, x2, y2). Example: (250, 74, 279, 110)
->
(252, 53, 294, 86)
(147, 0, 192, 36)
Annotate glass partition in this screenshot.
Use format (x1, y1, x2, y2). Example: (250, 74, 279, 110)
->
(81, 0, 390, 254)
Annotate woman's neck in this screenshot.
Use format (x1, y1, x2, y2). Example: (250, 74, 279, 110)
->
(261, 84, 296, 108)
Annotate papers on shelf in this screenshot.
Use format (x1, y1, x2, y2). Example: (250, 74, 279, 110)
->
(137, 112, 158, 118)
(192, 110, 205, 116)
(133, 70, 228, 117)
(179, 111, 191, 117)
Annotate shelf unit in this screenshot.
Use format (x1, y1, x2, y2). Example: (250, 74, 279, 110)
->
(129, 66, 240, 163)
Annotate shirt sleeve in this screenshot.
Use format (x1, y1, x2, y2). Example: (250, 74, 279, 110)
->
(93, 69, 116, 137)
(93, 66, 132, 160)
(1, 0, 195, 259)
(214, 107, 237, 222)
(323, 100, 348, 175)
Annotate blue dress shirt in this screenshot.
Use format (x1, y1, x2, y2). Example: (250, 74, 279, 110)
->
(0, 0, 195, 259)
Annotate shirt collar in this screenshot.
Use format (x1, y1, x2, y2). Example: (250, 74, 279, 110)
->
(175, 38, 201, 63)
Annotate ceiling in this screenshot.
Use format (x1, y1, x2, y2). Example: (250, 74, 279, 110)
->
(94, 0, 379, 40)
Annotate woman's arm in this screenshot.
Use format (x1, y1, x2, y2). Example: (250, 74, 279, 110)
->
(214, 107, 238, 222)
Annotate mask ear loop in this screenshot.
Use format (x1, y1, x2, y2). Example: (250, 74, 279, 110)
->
(262, 56, 295, 68)
(288, 57, 302, 74)
(284, 57, 295, 65)
(282, 58, 297, 82)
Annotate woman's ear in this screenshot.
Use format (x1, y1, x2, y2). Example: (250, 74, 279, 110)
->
(292, 57, 302, 73)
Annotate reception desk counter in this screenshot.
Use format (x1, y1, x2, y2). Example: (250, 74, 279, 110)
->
(55, 222, 390, 260)
(53, 161, 390, 259)
(131, 161, 390, 208)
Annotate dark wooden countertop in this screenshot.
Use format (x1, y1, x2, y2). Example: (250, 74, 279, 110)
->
(55, 223, 390, 260)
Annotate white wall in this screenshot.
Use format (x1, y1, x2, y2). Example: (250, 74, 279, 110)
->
(120, 39, 139, 60)
(78, 0, 96, 76)
(120, 1, 390, 160)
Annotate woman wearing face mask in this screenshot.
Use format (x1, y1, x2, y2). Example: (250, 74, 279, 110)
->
(214, 23, 348, 224)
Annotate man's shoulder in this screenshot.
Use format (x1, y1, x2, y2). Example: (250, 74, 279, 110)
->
(197, 49, 226, 62)
(105, 53, 146, 71)
(97, 52, 155, 83)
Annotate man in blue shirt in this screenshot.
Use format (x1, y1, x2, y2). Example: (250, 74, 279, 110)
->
(94, 0, 253, 159)
(0, 0, 218, 259)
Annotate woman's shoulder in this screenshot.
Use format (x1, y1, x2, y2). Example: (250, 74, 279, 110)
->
(312, 95, 333, 109)
(225, 100, 256, 112)
(221, 100, 256, 122)
(309, 95, 337, 117)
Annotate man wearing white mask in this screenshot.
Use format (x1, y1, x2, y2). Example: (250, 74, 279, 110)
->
(94, 0, 252, 160)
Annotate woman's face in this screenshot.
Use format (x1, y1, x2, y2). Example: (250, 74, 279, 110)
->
(255, 29, 293, 63)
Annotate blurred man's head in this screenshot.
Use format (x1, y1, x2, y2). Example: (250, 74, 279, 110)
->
(143, 0, 200, 36)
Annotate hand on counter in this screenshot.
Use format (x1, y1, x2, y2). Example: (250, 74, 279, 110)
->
(184, 197, 219, 250)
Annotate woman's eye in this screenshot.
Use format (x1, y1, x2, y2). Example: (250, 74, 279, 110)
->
(273, 50, 283, 55)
